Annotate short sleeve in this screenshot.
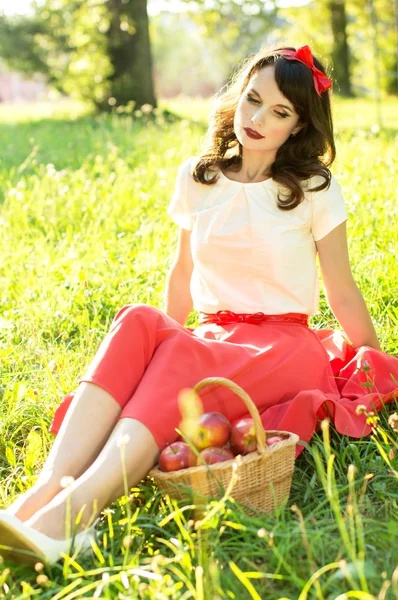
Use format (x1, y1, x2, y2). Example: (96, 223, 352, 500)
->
(311, 175, 348, 242)
(167, 158, 194, 230)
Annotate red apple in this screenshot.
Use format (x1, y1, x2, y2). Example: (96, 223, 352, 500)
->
(266, 435, 284, 446)
(158, 442, 197, 472)
(191, 412, 231, 450)
(230, 418, 257, 455)
(197, 446, 235, 466)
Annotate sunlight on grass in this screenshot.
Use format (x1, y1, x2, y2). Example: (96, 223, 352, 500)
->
(0, 99, 91, 123)
(0, 97, 396, 598)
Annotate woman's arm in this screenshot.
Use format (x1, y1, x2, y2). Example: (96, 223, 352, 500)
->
(164, 227, 194, 327)
(315, 222, 382, 351)
(164, 263, 193, 326)
(328, 287, 382, 351)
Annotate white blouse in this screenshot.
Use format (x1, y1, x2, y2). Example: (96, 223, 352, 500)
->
(167, 156, 348, 317)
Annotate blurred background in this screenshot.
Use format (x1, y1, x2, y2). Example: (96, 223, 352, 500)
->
(0, 0, 396, 119)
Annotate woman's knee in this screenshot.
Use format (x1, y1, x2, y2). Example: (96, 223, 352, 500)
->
(113, 417, 161, 465)
(112, 303, 161, 326)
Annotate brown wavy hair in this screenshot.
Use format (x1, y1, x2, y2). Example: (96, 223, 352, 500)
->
(192, 42, 336, 210)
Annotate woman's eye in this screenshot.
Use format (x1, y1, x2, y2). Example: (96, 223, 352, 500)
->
(247, 96, 288, 118)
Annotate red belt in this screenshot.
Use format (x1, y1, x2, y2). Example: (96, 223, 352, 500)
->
(199, 310, 309, 327)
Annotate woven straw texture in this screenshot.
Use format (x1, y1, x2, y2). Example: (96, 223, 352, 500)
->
(148, 377, 299, 517)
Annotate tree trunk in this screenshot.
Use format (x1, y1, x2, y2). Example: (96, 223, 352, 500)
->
(329, 0, 353, 96)
(102, 0, 157, 111)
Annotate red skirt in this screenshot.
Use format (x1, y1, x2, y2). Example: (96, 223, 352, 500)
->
(49, 304, 398, 458)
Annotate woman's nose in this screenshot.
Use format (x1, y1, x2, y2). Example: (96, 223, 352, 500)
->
(251, 107, 266, 127)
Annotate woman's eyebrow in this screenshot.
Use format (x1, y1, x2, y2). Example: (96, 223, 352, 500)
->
(249, 88, 293, 112)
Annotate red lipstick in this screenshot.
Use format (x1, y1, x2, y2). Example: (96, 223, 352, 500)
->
(244, 127, 264, 140)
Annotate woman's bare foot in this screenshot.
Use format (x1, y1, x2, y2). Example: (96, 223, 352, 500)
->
(5, 483, 60, 522)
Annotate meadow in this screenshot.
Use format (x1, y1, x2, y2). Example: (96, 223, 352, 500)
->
(0, 94, 397, 598)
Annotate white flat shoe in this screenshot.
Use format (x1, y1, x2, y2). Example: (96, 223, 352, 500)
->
(0, 510, 100, 565)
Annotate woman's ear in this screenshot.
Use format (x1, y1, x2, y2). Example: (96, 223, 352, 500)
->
(291, 123, 306, 136)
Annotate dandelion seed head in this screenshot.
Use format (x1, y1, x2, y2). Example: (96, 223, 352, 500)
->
(60, 476, 75, 488)
(347, 464, 356, 479)
(122, 535, 133, 548)
(235, 454, 243, 467)
(388, 413, 398, 433)
(257, 527, 267, 538)
(320, 418, 330, 432)
(117, 434, 130, 448)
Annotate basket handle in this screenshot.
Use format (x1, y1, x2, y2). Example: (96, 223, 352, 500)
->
(192, 377, 267, 455)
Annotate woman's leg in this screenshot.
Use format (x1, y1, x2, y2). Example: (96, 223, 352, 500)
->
(25, 418, 160, 540)
(6, 303, 187, 521)
(6, 383, 122, 521)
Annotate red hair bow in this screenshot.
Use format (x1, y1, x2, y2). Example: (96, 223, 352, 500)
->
(279, 45, 332, 97)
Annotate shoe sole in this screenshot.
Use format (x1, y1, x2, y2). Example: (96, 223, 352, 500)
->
(0, 512, 99, 565)
(0, 522, 47, 565)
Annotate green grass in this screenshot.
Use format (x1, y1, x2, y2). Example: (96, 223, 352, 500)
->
(0, 96, 397, 598)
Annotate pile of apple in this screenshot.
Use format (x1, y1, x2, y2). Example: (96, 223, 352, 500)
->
(158, 411, 284, 472)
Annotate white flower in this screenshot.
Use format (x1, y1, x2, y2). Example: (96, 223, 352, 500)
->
(60, 476, 75, 488)
(117, 434, 130, 448)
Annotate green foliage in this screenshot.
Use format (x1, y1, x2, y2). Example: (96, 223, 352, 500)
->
(0, 0, 156, 111)
(278, 0, 396, 96)
(0, 97, 397, 597)
(185, 0, 278, 74)
(1, 0, 396, 112)
(0, 0, 115, 108)
(0, 13, 49, 75)
(34, 0, 113, 107)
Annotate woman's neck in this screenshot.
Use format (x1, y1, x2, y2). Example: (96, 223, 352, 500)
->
(223, 154, 274, 183)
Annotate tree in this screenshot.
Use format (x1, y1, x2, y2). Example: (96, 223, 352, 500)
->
(0, 0, 157, 112)
(328, 0, 353, 96)
(0, 14, 50, 76)
(277, 0, 396, 97)
(275, 0, 354, 97)
(101, 0, 156, 111)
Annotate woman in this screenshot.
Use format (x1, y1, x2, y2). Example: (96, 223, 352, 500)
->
(1, 43, 397, 565)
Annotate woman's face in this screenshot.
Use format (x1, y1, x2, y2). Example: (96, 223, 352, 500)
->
(234, 65, 303, 152)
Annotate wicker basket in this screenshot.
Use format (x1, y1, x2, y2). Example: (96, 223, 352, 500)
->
(148, 377, 299, 518)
